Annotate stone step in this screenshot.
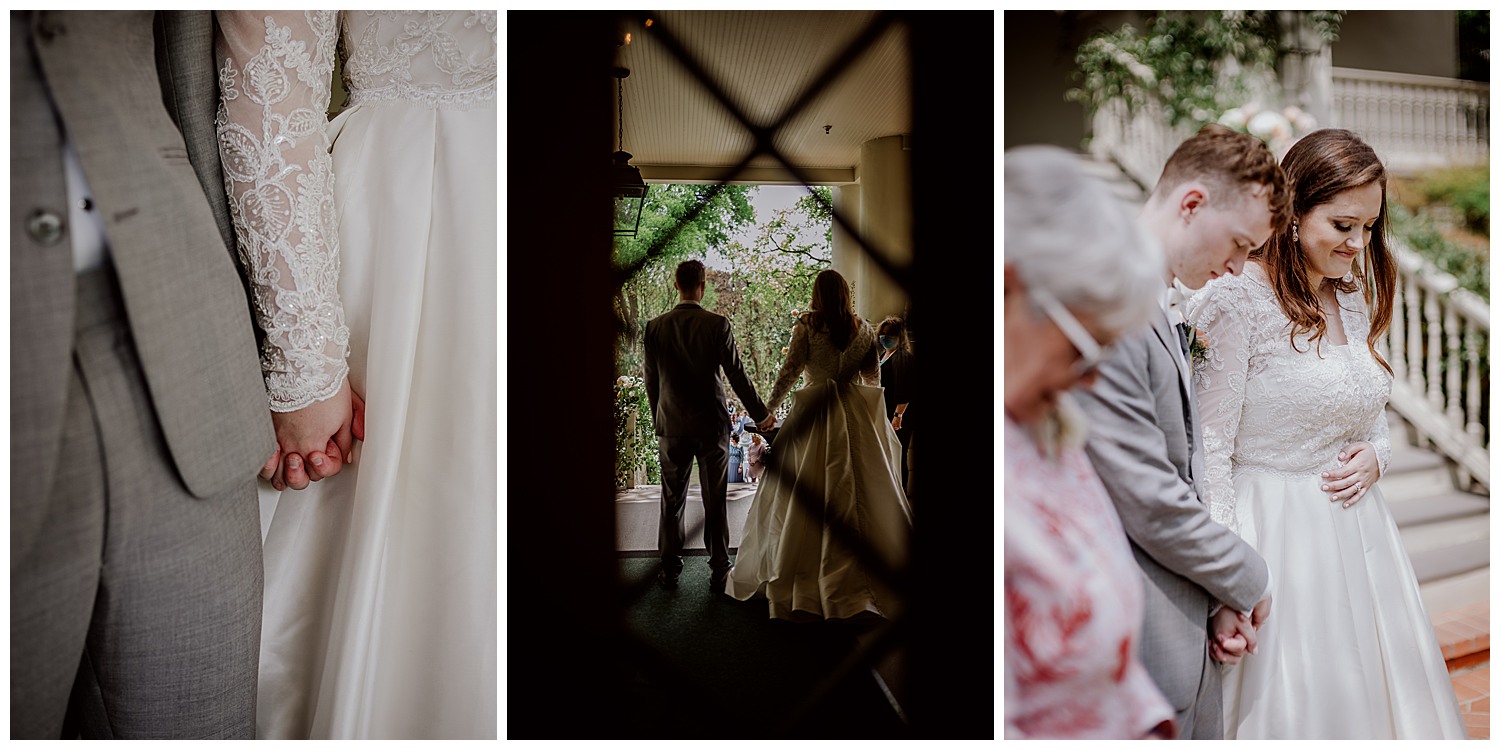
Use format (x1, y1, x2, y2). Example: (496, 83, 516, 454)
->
(1388, 489, 1490, 528)
(1381, 464, 1457, 502)
(1420, 568, 1490, 621)
(1400, 508, 1488, 556)
(1432, 601, 1490, 658)
(1386, 439, 1450, 476)
(1409, 537, 1490, 584)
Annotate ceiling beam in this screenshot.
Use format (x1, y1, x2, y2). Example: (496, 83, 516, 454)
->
(638, 164, 857, 185)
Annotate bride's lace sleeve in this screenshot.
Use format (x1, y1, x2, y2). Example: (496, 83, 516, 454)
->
(215, 11, 349, 412)
(1185, 284, 1252, 535)
(767, 317, 810, 413)
(1363, 405, 1392, 479)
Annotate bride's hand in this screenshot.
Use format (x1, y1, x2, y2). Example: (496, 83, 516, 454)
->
(265, 379, 356, 491)
(1322, 441, 1380, 509)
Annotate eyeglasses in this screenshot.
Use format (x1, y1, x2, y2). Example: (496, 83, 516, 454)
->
(1029, 285, 1108, 376)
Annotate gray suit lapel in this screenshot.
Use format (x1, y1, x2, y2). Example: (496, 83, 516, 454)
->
(1150, 306, 1199, 481)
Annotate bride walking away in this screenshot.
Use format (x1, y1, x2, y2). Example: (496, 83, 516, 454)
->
(725, 270, 912, 621)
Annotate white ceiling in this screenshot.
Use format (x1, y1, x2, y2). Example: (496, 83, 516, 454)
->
(613, 11, 911, 184)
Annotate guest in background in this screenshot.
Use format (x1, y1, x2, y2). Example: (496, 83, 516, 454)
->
(877, 316, 914, 493)
(1003, 145, 1175, 739)
(728, 434, 745, 484)
(744, 433, 767, 484)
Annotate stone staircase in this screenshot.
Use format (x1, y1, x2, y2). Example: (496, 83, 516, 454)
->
(1385, 408, 1490, 738)
(1386, 408, 1490, 627)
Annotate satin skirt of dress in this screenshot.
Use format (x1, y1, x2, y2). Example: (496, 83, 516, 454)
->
(255, 100, 497, 739)
(725, 380, 912, 621)
(1221, 470, 1466, 739)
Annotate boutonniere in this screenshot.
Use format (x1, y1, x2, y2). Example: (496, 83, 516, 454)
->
(1188, 327, 1210, 370)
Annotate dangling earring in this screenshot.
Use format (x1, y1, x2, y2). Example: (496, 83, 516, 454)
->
(1291, 222, 1299, 244)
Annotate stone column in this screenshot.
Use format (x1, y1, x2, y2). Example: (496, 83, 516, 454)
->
(854, 134, 912, 322)
(1279, 10, 1333, 127)
(831, 183, 862, 305)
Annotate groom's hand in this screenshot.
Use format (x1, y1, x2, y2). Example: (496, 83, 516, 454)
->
(757, 414, 776, 431)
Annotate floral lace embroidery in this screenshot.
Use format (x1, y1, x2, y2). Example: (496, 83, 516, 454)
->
(339, 11, 498, 110)
(1184, 264, 1393, 534)
(767, 317, 881, 413)
(216, 11, 350, 411)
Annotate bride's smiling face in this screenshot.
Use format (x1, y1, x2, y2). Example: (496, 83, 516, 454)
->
(1297, 181, 1383, 283)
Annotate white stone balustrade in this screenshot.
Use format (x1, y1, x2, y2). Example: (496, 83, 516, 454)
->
(1385, 239, 1490, 490)
(1088, 97, 1192, 191)
(1331, 67, 1489, 172)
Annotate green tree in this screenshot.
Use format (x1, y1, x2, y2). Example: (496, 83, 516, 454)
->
(613, 184, 757, 377)
(613, 184, 755, 274)
(1067, 11, 1343, 128)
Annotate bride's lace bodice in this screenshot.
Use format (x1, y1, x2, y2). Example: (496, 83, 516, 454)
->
(214, 11, 496, 410)
(340, 11, 497, 110)
(1184, 263, 1392, 533)
(767, 315, 881, 412)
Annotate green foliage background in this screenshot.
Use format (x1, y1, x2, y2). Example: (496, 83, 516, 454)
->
(1066, 11, 1343, 128)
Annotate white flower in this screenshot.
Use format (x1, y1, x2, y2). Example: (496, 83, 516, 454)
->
(1218, 107, 1249, 130)
(1283, 105, 1317, 135)
(1247, 110, 1292, 143)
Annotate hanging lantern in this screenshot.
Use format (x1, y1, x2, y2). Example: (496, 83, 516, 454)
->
(613, 66, 648, 237)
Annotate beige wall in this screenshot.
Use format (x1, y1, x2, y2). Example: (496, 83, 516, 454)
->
(1003, 10, 1148, 152)
(831, 135, 911, 324)
(1333, 11, 1457, 78)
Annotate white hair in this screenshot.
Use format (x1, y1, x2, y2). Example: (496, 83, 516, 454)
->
(1004, 146, 1164, 335)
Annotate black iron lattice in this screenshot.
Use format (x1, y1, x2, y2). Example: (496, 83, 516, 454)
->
(612, 10, 915, 735)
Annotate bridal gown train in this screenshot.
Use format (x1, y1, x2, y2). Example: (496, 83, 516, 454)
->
(1185, 263, 1464, 739)
(726, 317, 912, 620)
(216, 11, 496, 739)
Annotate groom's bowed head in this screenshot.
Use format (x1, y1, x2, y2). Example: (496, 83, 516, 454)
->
(1140, 124, 1294, 290)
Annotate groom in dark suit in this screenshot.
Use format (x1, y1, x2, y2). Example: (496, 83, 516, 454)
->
(644, 260, 774, 592)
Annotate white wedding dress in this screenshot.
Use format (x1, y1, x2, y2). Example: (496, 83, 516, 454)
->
(215, 11, 496, 739)
(725, 316, 912, 620)
(1185, 262, 1463, 740)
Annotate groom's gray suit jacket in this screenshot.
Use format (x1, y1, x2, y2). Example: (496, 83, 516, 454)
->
(12, 10, 274, 513)
(1073, 303, 1270, 740)
(12, 11, 275, 737)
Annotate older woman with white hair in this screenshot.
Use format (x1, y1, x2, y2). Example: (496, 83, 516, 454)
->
(1003, 146, 1175, 739)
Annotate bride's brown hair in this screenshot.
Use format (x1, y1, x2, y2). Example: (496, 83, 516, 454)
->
(1249, 129, 1396, 373)
(805, 269, 856, 351)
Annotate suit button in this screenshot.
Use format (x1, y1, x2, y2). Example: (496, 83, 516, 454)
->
(26, 210, 65, 246)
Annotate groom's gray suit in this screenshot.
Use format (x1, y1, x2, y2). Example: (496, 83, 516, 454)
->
(1073, 301, 1270, 740)
(12, 11, 275, 738)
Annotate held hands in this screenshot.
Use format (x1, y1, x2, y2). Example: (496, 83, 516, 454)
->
(1322, 441, 1380, 509)
(756, 414, 777, 431)
(1209, 606, 1256, 665)
(260, 379, 367, 491)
